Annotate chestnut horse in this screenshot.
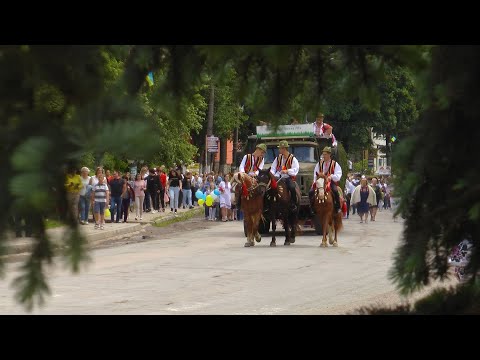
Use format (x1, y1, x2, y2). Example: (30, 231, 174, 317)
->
(258, 168, 300, 247)
(232, 172, 268, 247)
(312, 172, 343, 247)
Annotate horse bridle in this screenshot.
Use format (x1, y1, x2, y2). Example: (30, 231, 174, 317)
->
(257, 178, 271, 192)
(315, 177, 328, 203)
(233, 174, 268, 197)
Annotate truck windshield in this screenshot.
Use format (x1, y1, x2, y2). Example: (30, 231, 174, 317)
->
(265, 146, 317, 163)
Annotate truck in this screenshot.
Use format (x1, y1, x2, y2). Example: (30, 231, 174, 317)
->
(243, 123, 345, 235)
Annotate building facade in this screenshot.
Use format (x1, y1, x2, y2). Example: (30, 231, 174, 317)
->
(371, 130, 391, 176)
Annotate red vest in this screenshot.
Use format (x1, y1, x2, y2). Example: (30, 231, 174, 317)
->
(245, 154, 263, 173)
(276, 153, 294, 172)
(319, 160, 339, 185)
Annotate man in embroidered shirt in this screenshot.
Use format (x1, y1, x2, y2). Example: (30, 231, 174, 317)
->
(236, 143, 266, 209)
(312, 113, 338, 147)
(270, 140, 300, 212)
(309, 146, 343, 214)
(239, 143, 266, 176)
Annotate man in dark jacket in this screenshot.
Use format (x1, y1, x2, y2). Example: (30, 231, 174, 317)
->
(146, 168, 161, 213)
(109, 171, 125, 223)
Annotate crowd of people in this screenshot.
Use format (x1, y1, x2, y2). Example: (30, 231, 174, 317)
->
(344, 174, 393, 223)
(64, 164, 244, 230)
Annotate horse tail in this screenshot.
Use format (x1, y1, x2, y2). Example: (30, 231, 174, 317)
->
(333, 211, 343, 233)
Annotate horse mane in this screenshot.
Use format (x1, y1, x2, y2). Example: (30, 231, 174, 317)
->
(242, 173, 255, 188)
(233, 172, 258, 198)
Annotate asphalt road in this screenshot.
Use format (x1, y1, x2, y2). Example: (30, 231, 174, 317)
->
(0, 209, 434, 314)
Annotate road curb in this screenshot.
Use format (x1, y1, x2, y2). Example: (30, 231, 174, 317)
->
(2, 208, 202, 258)
(84, 223, 143, 243)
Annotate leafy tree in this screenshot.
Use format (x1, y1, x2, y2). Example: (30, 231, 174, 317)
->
(0, 45, 158, 310)
(388, 46, 480, 304)
(346, 46, 480, 315)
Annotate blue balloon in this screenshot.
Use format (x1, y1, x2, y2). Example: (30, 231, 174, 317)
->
(195, 190, 203, 199)
(202, 193, 207, 200)
(214, 189, 220, 196)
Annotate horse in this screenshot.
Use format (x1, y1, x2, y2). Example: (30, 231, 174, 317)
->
(312, 172, 343, 247)
(231, 172, 268, 247)
(257, 168, 300, 247)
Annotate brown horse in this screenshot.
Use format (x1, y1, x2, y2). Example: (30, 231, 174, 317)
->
(232, 172, 268, 247)
(312, 173, 343, 247)
(258, 169, 300, 247)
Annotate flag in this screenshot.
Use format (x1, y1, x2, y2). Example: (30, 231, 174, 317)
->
(146, 72, 154, 87)
(391, 136, 396, 142)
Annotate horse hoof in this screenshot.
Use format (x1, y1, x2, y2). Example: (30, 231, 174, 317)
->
(255, 237, 261, 243)
(270, 242, 276, 247)
(244, 242, 254, 247)
(320, 242, 327, 248)
(329, 239, 334, 245)
(333, 242, 338, 247)
(284, 241, 290, 246)
(290, 238, 296, 244)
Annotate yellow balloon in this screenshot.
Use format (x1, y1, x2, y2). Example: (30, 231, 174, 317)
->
(198, 199, 205, 205)
(206, 197, 213, 207)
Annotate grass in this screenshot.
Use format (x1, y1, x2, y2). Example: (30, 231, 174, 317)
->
(44, 218, 65, 229)
(152, 208, 204, 228)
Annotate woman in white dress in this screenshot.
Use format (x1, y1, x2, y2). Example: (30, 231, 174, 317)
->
(219, 174, 232, 222)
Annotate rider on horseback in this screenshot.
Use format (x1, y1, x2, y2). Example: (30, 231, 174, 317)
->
(236, 143, 266, 208)
(239, 143, 266, 177)
(270, 140, 300, 212)
(309, 146, 343, 215)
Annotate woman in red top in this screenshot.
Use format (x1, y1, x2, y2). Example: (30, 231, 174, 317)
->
(158, 166, 167, 212)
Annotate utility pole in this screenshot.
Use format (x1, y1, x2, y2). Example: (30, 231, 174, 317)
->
(232, 126, 239, 171)
(205, 84, 215, 173)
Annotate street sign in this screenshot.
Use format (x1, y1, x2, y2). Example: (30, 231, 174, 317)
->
(207, 135, 218, 152)
(256, 124, 312, 137)
(376, 166, 391, 175)
(368, 159, 374, 168)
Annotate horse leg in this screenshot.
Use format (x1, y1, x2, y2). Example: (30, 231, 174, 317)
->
(320, 217, 328, 247)
(254, 214, 261, 243)
(328, 219, 334, 245)
(270, 213, 277, 247)
(332, 226, 338, 247)
(252, 212, 262, 242)
(288, 212, 296, 244)
(284, 215, 291, 246)
(244, 215, 254, 247)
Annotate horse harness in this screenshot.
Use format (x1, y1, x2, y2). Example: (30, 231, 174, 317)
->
(238, 175, 271, 200)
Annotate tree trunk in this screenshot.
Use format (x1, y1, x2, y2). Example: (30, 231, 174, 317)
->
(219, 137, 228, 175)
(205, 84, 215, 173)
(385, 132, 391, 167)
(199, 151, 205, 175)
(232, 127, 239, 170)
